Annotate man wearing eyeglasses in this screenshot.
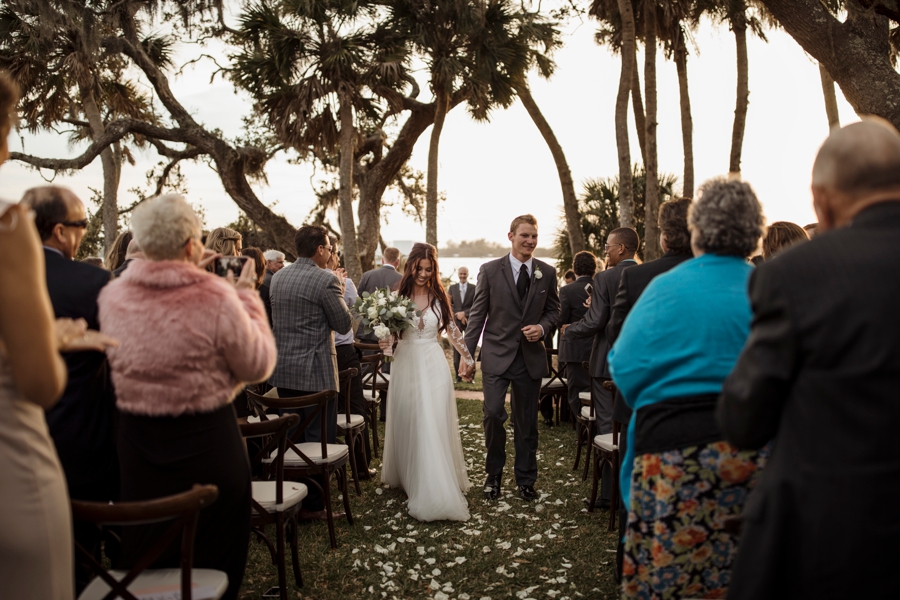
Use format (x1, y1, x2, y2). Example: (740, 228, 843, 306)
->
(20, 185, 117, 592)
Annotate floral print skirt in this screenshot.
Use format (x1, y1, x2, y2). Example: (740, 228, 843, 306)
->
(622, 441, 770, 599)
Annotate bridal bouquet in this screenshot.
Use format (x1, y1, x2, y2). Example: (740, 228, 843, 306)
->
(351, 288, 418, 362)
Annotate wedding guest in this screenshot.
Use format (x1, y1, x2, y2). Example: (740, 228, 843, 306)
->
(98, 194, 273, 600)
(269, 224, 352, 517)
(803, 222, 818, 238)
(761, 220, 808, 260)
(720, 119, 900, 598)
(0, 69, 73, 600)
(608, 178, 767, 599)
(558, 251, 597, 421)
(563, 227, 639, 507)
(605, 196, 694, 578)
(448, 266, 474, 382)
(204, 226, 242, 272)
(20, 185, 119, 591)
(112, 238, 143, 277)
(260, 249, 285, 325)
(563, 269, 576, 284)
(104, 229, 132, 271)
(241, 246, 266, 289)
(358, 246, 403, 409)
(81, 256, 105, 268)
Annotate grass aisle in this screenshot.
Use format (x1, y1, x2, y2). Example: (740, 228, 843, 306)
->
(240, 398, 621, 599)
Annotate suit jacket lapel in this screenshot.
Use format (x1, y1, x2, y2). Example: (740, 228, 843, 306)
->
(500, 256, 523, 310)
(521, 260, 541, 316)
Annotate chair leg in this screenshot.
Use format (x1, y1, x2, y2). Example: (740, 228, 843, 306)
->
(582, 439, 592, 483)
(371, 409, 380, 459)
(608, 452, 619, 532)
(289, 516, 303, 588)
(589, 453, 602, 513)
(321, 473, 338, 549)
(347, 432, 362, 496)
(340, 466, 354, 525)
(276, 513, 287, 600)
(573, 421, 583, 471)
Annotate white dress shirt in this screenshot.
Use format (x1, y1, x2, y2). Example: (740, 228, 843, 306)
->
(508, 253, 533, 283)
(459, 282, 468, 303)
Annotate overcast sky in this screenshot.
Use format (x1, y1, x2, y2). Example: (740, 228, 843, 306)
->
(2, 14, 854, 249)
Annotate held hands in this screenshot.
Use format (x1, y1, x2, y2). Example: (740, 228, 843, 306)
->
(560, 324, 570, 336)
(455, 311, 467, 326)
(458, 360, 475, 383)
(521, 324, 543, 343)
(55, 318, 119, 353)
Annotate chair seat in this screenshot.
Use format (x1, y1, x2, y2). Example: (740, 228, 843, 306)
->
(578, 391, 591, 401)
(593, 433, 618, 452)
(269, 443, 350, 466)
(580, 406, 596, 421)
(263, 387, 280, 398)
(79, 568, 228, 600)
(541, 377, 567, 390)
(336, 413, 366, 428)
(252, 481, 308, 512)
(246, 413, 279, 424)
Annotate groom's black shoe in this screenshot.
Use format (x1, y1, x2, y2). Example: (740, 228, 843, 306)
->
(518, 485, 539, 501)
(483, 475, 501, 500)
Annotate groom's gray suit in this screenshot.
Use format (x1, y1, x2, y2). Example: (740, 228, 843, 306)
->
(465, 254, 560, 486)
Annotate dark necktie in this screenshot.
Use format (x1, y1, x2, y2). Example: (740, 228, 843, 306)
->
(517, 264, 530, 300)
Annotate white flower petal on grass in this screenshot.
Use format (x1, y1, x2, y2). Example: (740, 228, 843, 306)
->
(417, 546, 426, 555)
(429, 578, 441, 590)
(375, 488, 384, 495)
(432, 568, 441, 576)
(482, 546, 492, 554)
(455, 556, 467, 564)
(529, 534, 542, 541)
(434, 593, 449, 600)
(374, 544, 388, 554)
(496, 540, 512, 550)
(424, 557, 436, 565)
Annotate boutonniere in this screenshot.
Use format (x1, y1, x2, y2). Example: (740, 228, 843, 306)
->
(534, 267, 543, 280)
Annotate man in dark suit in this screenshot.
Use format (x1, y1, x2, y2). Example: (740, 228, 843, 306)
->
(465, 214, 560, 501)
(448, 266, 474, 382)
(21, 185, 117, 591)
(719, 120, 900, 598)
(562, 227, 639, 508)
(557, 251, 598, 421)
(605, 197, 692, 578)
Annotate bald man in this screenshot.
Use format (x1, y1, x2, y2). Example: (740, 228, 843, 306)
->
(718, 119, 900, 598)
(21, 186, 117, 592)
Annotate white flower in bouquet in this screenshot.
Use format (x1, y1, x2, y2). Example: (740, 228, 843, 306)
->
(392, 305, 407, 318)
(367, 306, 379, 320)
(373, 323, 391, 340)
(378, 298, 387, 306)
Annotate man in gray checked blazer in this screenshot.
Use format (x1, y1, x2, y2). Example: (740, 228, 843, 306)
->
(269, 225, 352, 435)
(464, 215, 560, 501)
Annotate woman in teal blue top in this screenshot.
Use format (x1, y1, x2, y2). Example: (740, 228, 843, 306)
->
(608, 178, 770, 599)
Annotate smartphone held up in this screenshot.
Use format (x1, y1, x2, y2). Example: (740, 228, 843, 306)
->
(214, 256, 249, 278)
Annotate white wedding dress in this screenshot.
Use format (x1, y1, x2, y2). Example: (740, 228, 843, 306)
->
(381, 303, 472, 522)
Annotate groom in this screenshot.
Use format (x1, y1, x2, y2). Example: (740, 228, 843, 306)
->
(463, 214, 560, 501)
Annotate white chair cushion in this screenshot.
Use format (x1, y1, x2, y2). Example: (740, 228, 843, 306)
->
(541, 377, 566, 390)
(362, 372, 390, 384)
(269, 443, 350, 466)
(264, 387, 280, 398)
(79, 568, 228, 600)
(252, 481, 308, 512)
(246, 413, 279, 424)
(578, 391, 591, 401)
(593, 433, 618, 452)
(336, 413, 365, 428)
(580, 406, 596, 421)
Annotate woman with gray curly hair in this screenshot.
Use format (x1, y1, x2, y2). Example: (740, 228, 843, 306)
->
(607, 178, 768, 599)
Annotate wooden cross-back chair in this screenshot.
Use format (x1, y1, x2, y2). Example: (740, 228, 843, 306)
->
(354, 341, 390, 458)
(573, 361, 596, 480)
(540, 348, 568, 426)
(589, 379, 621, 532)
(240, 414, 305, 600)
(73, 485, 225, 600)
(245, 388, 352, 549)
(336, 367, 367, 495)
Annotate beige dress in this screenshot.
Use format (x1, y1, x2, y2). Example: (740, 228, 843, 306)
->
(0, 329, 74, 597)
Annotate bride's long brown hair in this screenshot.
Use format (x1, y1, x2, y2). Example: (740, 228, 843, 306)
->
(397, 242, 452, 334)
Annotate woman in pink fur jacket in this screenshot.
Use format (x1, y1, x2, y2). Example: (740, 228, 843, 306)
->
(98, 194, 276, 600)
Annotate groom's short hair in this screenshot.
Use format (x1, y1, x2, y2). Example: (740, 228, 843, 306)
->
(510, 214, 538, 234)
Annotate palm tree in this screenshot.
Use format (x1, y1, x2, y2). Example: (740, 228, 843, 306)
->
(642, 0, 662, 260)
(231, 0, 410, 281)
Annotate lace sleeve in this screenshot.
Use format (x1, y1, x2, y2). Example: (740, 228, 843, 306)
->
(447, 321, 475, 366)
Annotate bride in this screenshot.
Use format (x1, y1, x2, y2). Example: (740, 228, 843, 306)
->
(379, 242, 475, 522)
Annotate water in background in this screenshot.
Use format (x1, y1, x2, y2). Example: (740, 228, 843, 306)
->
(438, 255, 559, 284)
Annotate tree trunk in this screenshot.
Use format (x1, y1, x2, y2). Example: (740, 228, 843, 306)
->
(819, 62, 840, 131)
(426, 90, 449, 247)
(515, 81, 585, 255)
(729, 6, 749, 175)
(338, 99, 363, 283)
(80, 84, 119, 254)
(675, 29, 695, 197)
(643, 0, 661, 261)
(615, 0, 637, 228)
(631, 54, 647, 166)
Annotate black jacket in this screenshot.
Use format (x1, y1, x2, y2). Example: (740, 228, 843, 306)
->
(43, 248, 118, 500)
(565, 260, 637, 378)
(606, 251, 693, 423)
(558, 275, 593, 363)
(719, 202, 900, 599)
